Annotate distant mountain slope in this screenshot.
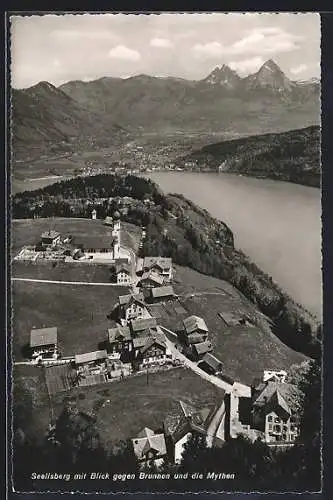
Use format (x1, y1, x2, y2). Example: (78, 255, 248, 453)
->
(11, 81, 125, 159)
(176, 126, 321, 187)
(59, 60, 320, 135)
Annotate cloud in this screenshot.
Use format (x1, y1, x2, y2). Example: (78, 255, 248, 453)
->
(229, 27, 302, 55)
(290, 63, 308, 75)
(150, 37, 174, 48)
(229, 57, 264, 75)
(193, 41, 224, 58)
(50, 29, 119, 42)
(108, 45, 141, 61)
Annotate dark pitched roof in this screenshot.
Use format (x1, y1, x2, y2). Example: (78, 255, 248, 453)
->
(140, 336, 166, 354)
(118, 293, 145, 306)
(30, 327, 57, 347)
(187, 333, 208, 344)
(116, 262, 131, 274)
(193, 341, 213, 356)
(75, 350, 107, 364)
(183, 315, 209, 334)
(200, 353, 223, 371)
(163, 400, 218, 443)
(151, 286, 175, 299)
(108, 326, 132, 343)
(130, 317, 157, 333)
(143, 257, 172, 271)
(140, 271, 164, 286)
(253, 381, 297, 416)
(73, 235, 114, 250)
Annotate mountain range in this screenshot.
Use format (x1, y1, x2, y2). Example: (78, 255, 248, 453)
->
(12, 59, 320, 159)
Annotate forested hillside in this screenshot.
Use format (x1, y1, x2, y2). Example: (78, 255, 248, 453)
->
(177, 126, 320, 187)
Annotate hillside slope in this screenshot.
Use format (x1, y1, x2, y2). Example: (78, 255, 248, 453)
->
(11, 82, 125, 160)
(12, 174, 321, 359)
(176, 126, 321, 187)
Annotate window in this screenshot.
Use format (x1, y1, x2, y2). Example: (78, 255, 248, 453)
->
(274, 417, 280, 423)
(274, 425, 281, 433)
(267, 415, 273, 422)
(268, 424, 273, 430)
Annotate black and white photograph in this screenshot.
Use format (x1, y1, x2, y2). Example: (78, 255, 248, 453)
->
(9, 11, 322, 494)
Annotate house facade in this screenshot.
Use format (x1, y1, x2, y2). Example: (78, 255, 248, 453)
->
(41, 231, 61, 248)
(183, 315, 209, 337)
(132, 334, 171, 369)
(30, 327, 58, 359)
(116, 263, 132, 285)
(142, 257, 173, 281)
(251, 381, 299, 444)
(138, 271, 164, 289)
(107, 326, 133, 356)
(118, 293, 151, 324)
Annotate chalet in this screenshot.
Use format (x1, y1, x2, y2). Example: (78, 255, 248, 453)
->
(163, 400, 218, 463)
(132, 428, 167, 468)
(107, 326, 132, 355)
(74, 350, 108, 367)
(130, 317, 158, 337)
(118, 293, 150, 323)
(142, 257, 173, 281)
(115, 262, 132, 285)
(150, 285, 176, 303)
(41, 230, 61, 248)
(192, 341, 213, 360)
(183, 315, 209, 337)
(198, 353, 223, 375)
(186, 332, 208, 345)
(138, 271, 164, 289)
(30, 327, 58, 359)
(132, 334, 169, 368)
(251, 381, 299, 444)
(73, 235, 114, 254)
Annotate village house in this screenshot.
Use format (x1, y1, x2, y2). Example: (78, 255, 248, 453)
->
(107, 325, 133, 356)
(251, 381, 299, 444)
(74, 350, 108, 367)
(191, 340, 213, 360)
(72, 235, 114, 254)
(183, 315, 209, 338)
(132, 334, 170, 369)
(115, 262, 132, 285)
(149, 285, 176, 303)
(129, 317, 158, 337)
(118, 293, 151, 324)
(131, 427, 167, 469)
(163, 400, 218, 463)
(138, 271, 164, 289)
(30, 327, 58, 360)
(138, 257, 173, 281)
(198, 353, 223, 375)
(40, 230, 61, 248)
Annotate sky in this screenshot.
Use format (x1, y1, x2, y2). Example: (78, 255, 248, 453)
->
(10, 12, 321, 89)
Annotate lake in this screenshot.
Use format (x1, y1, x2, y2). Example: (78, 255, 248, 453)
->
(145, 172, 322, 318)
